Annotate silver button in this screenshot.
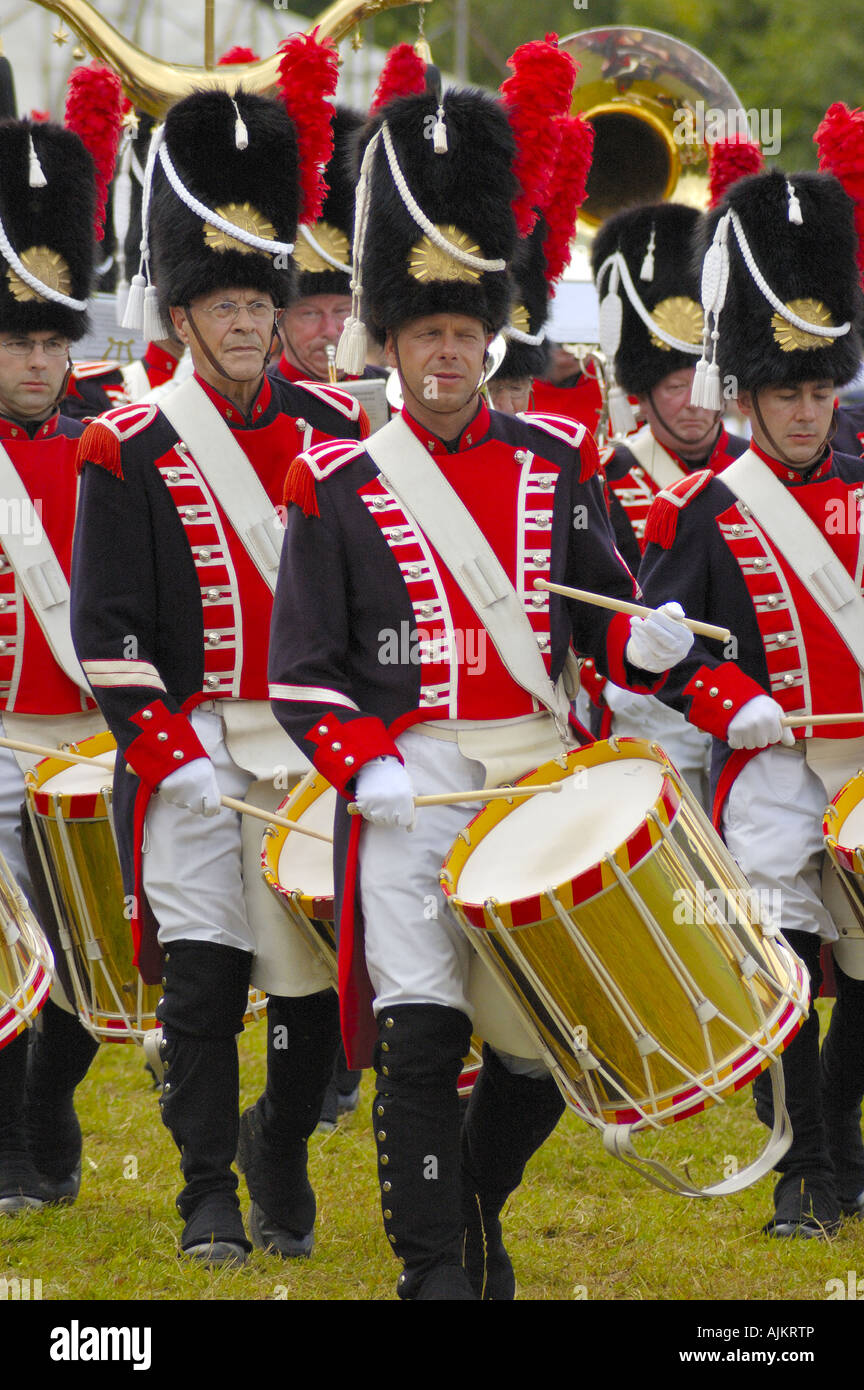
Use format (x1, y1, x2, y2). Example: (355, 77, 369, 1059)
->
(183, 507, 197, 521)
(207, 632, 221, 646)
(205, 675, 219, 688)
(530, 594, 545, 608)
(372, 497, 386, 510)
(345, 755, 354, 767)
(532, 552, 547, 566)
(514, 450, 528, 464)
(783, 674, 795, 686)
(754, 559, 767, 571)
(295, 417, 306, 431)
(172, 750, 184, 760)
(723, 699, 733, 709)
(165, 469, 179, 483)
(332, 742, 342, 751)
(206, 589, 221, 602)
(199, 549, 212, 562)
(709, 687, 719, 697)
(157, 731, 168, 742)
(406, 565, 422, 579)
(776, 635, 788, 647)
(767, 597, 779, 608)
(418, 603, 434, 617)
(177, 442, 188, 454)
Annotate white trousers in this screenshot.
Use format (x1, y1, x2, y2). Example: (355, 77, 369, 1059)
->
(608, 691, 713, 810)
(142, 706, 332, 997)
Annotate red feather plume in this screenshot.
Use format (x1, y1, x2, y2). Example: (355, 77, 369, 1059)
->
(276, 28, 340, 225)
(815, 102, 864, 279)
(218, 46, 261, 65)
(542, 112, 594, 285)
(369, 42, 427, 113)
(499, 33, 577, 237)
(64, 63, 124, 242)
(708, 134, 764, 208)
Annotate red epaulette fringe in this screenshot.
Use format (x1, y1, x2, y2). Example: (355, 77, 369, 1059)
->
(283, 456, 320, 518)
(75, 420, 123, 479)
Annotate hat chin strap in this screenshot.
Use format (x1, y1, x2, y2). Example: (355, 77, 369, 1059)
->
(184, 307, 276, 390)
(647, 387, 722, 454)
(751, 387, 832, 471)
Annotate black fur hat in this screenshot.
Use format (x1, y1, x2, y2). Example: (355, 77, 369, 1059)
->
(592, 202, 704, 396)
(497, 218, 550, 382)
(697, 169, 864, 392)
(0, 118, 95, 341)
(147, 88, 300, 315)
(356, 85, 518, 345)
(293, 107, 362, 301)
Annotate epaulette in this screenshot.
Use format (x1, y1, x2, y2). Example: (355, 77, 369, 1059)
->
(598, 443, 616, 471)
(644, 469, 714, 549)
(75, 402, 160, 479)
(70, 359, 123, 383)
(283, 438, 367, 518)
(519, 411, 599, 483)
(295, 379, 363, 423)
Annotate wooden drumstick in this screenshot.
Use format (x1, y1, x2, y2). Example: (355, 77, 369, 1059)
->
(780, 713, 864, 727)
(0, 736, 334, 845)
(347, 782, 564, 815)
(532, 579, 732, 644)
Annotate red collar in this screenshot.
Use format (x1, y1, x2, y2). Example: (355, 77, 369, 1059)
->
(750, 437, 833, 484)
(194, 372, 271, 427)
(0, 410, 60, 441)
(144, 342, 181, 378)
(401, 400, 490, 455)
(277, 354, 307, 384)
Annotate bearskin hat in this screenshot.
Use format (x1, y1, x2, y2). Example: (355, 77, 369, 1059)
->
(293, 106, 362, 301)
(0, 119, 95, 341)
(355, 84, 518, 346)
(497, 218, 550, 381)
(147, 88, 301, 316)
(696, 168, 864, 392)
(592, 202, 704, 396)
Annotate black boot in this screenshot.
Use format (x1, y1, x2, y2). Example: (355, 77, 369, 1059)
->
(157, 940, 252, 1265)
(753, 931, 840, 1237)
(820, 954, 864, 1215)
(372, 1003, 477, 1300)
(237, 989, 340, 1257)
(25, 999, 99, 1203)
(0, 1030, 44, 1214)
(461, 1046, 565, 1299)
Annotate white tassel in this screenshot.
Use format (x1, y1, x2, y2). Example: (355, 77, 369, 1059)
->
(28, 134, 47, 189)
(122, 272, 146, 331)
(786, 179, 803, 225)
(334, 316, 368, 377)
(607, 384, 638, 438)
(432, 103, 448, 154)
(143, 285, 171, 343)
(231, 99, 249, 151)
(639, 226, 656, 282)
(598, 291, 623, 360)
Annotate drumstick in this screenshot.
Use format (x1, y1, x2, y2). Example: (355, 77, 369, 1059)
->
(0, 736, 334, 845)
(532, 579, 732, 643)
(780, 713, 864, 727)
(347, 782, 564, 815)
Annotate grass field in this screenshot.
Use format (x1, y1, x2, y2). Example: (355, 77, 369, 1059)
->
(2, 999, 863, 1308)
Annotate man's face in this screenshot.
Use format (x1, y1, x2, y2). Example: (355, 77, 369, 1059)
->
(170, 288, 276, 387)
(639, 367, 720, 458)
(488, 376, 532, 416)
(0, 330, 70, 420)
(737, 380, 836, 469)
(278, 294, 352, 380)
(385, 315, 489, 419)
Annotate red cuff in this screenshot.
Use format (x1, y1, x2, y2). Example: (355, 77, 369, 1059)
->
(125, 700, 209, 788)
(306, 713, 401, 795)
(606, 611, 665, 693)
(684, 663, 766, 740)
(579, 656, 608, 707)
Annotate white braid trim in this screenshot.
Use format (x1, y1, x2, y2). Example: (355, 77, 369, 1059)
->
(504, 323, 547, 346)
(380, 120, 506, 273)
(595, 251, 702, 356)
(157, 143, 295, 256)
(0, 212, 88, 311)
(299, 223, 351, 274)
(728, 208, 851, 339)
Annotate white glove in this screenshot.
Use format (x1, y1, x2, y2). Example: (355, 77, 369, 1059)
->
(354, 756, 415, 828)
(603, 682, 654, 719)
(158, 757, 222, 818)
(727, 695, 796, 750)
(626, 600, 695, 673)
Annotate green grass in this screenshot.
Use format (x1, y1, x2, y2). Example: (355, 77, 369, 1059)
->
(2, 1000, 863, 1303)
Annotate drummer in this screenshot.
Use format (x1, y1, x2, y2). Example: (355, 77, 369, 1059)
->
(0, 118, 106, 1213)
(638, 168, 864, 1236)
(71, 61, 371, 1266)
(578, 203, 747, 807)
(269, 53, 697, 1300)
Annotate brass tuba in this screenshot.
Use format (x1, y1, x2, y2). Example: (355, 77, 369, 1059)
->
(560, 26, 745, 228)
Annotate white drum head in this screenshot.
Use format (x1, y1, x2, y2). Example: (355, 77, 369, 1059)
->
(39, 756, 115, 796)
(276, 785, 337, 901)
(457, 756, 664, 905)
(837, 798, 864, 854)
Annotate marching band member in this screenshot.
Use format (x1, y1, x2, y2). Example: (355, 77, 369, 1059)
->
(581, 203, 747, 804)
(639, 168, 864, 1236)
(71, 53, 368, 1266)
(269, 52, 696, 1299)
(0, 118, 106, 1213)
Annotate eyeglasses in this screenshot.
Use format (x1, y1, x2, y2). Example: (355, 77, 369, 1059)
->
(0, 337, 70, 357)
(196, 301, 276, 323)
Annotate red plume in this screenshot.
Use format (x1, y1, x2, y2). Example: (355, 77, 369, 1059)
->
(499, 33, 577, 237)
(708, 134, 764, 208)
(64, 63, 124, 241)
(542, 112, 594, 285)
(815, 102, 864, 278)
(277, 28, 340, 225)
(218, 46, 261, 65)
(370, 42, 427, 113)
